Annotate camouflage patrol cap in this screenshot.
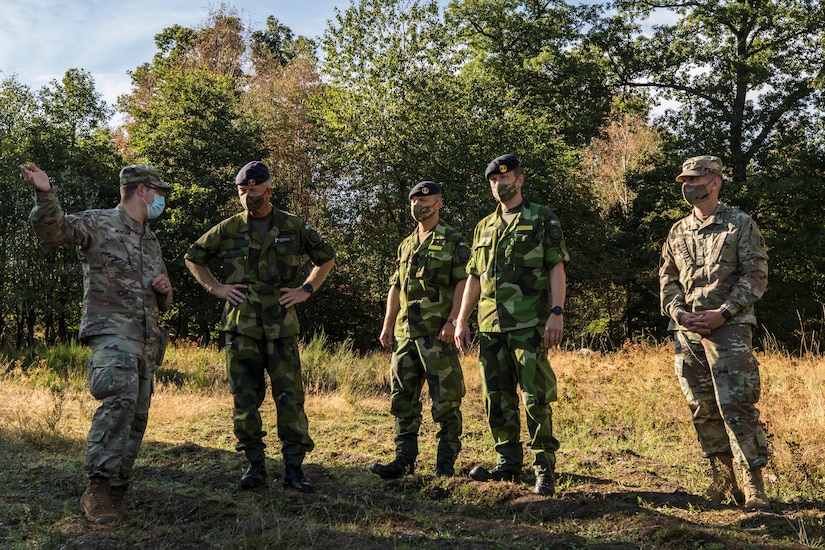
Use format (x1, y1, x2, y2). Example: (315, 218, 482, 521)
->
(235, 161, 271, 186)
(676, 155, 723, 182)
(119, 164, 170, 189)
(408, 180, 442, 199)
(485, 154, 520, 180)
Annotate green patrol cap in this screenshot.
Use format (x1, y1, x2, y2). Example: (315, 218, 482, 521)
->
(119, 164, 170, 189)
(676, 155, 723, 182)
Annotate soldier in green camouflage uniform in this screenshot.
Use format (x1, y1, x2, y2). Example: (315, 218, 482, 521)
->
(23, 162, 173, 524)
(660, 155, 770, 510)
(371, 181, 470, 479)
(455, 154, 569, 497)
(185, 161, 334, 493)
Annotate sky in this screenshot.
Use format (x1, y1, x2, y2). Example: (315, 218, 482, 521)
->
(0, 0, 346, 108)
(0, 0, 674, 114)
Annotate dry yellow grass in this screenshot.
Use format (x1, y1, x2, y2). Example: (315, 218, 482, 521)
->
(3, 341, 825, 548)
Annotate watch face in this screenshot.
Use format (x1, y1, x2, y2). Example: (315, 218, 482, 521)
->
(302, 283, 313, 293)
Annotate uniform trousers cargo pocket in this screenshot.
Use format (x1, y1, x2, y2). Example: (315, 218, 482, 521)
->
(87, 349, 138, 400)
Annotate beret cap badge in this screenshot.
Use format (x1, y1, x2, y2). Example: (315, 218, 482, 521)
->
(235, 161, 271, 186)
(499, 165, 508, 173)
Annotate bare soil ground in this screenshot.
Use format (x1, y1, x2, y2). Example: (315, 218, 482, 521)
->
(5, 437, 821, 549)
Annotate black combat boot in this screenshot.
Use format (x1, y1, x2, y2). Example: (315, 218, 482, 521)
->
(469, 465, 519, 483)
(370, 457, 414, 479)
(534, 473, 555, 496)
(284, 465, 312, 493)
(434, 462, 455, 478)
(240, 461, 268, 489)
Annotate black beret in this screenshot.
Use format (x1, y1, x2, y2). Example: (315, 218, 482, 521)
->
(485, 154, 521, 180)
(235, 161, 271, 186)
(408, 180, 442, 199)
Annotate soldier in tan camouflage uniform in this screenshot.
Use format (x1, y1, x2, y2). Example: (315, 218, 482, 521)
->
(22, 162, 173, 524)
(371, 181, 469, 479)
(455, 154, 569, 496)
(185, 161, 334, 493)
(660, 155, 771, 511)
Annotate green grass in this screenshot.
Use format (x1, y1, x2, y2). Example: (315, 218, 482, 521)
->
(1, 338, 824, 549)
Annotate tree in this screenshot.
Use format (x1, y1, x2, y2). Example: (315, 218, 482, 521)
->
(315, 0, 486, 348)
(595, 0, 825, 351)
(603, 0, 825, 185)
(447, 0, 614, 146)
(0, 70, 121, 346)
(119, 7, 265, 342)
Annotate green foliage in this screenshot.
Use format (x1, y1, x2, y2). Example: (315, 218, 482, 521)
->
(300, 332, 389, 401)
(2, 0, 825, 355)
(121, 10, 267, 342)
(0, 70, 121, 347)
(607, 0, 825, 184)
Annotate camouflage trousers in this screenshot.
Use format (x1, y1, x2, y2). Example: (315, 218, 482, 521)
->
(224, 332, 313, 466)
(84, 334, 156, 486)
(674, 324, 768, 468)
(389, 336, 465, 465)
(478, 328, 559, 476)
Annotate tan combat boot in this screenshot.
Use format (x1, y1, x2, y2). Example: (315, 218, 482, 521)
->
(741, 466, 771, 511)
(705, 455, 744, 504)
(109, 484, 129, 519)
(80, 476, 119, 524)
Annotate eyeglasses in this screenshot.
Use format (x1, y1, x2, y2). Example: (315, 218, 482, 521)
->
(145, 184, 167, 196)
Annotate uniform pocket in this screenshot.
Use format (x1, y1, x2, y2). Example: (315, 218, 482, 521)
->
(509, 234, 543, 268)
(221, 248, 247, 283)
(272, 241, 301, 281)
(87, 348, 137, 400)
(726, 355, 761, 403)
(425, 252, 453, 286)
(101, 236, 133, 278)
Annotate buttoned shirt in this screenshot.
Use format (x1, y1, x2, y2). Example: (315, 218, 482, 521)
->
(186, 208, 335, 340)
(660, 202, 768, 329)
(467, 199, 570, 332)
(29, 190, 171, 343)
(390, 221, 469, 338)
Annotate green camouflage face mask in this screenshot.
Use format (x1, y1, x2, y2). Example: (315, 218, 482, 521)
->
(241, 193, 268, 212)
(492, 181, 518, 203)
(411, 203, 436, 222)
(682, 182, 711, 206)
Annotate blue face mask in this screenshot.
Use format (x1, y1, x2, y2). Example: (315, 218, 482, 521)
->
(144, 193, 166, 219)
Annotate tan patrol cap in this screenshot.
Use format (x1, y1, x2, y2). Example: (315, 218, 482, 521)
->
(676, 155, 723, 182)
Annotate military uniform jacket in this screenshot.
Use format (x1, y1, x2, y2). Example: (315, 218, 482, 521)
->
(467, 199, 570, 332)
(186, 208, 335, 340)
(390, 221, 469, 339)
(29, 190, 172, 343)
(659, 202, 768, 330)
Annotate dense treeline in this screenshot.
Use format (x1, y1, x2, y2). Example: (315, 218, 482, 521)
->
(1, 0, 824, 353)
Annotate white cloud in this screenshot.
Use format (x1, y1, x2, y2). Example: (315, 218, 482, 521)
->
(0, 0, 339, 108)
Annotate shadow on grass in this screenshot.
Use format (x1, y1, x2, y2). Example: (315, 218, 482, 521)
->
(1, 431, 823, 549)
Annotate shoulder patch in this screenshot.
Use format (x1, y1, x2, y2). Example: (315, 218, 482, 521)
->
(457, 242, 471, 261)
(304, 223, 323, 246)
(548, 225, 563, 244)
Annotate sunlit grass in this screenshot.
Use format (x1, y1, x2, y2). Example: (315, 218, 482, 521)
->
(2, 336, 825, 548)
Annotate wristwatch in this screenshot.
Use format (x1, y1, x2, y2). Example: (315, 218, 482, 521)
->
(720, 307, 732, 320)
(302, 283, 314, 294)
(550, 306, 564, 316)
